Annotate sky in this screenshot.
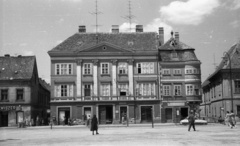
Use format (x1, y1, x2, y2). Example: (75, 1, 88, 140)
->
(0, 0, 240, 84)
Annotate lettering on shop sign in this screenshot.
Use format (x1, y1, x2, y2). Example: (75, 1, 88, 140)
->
(0, 106, 16, 111)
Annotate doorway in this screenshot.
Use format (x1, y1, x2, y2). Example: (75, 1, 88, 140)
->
(99, 105, 113, 124)
(180, 107, 188, 120)
(141, 106, 152, 123)
(58, 108, 70, 125)
(120, 106, 127, 123)
(84, 107, 92, 120)
(0, 111, 8, 127)
(165, 108, 173, 123)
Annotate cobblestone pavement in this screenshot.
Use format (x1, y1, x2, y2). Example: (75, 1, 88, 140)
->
(0, 124, 239, 146)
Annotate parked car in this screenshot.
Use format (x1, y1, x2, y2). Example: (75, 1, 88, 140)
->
(180, 118, 207, 125)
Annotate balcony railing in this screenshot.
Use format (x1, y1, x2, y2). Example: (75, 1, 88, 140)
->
(51, 96, 158, 101)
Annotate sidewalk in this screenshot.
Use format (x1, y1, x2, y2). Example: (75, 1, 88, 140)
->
(2, 122, 233, 129)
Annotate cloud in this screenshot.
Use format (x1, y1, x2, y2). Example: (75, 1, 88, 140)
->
(61, 0, 82, 2)
(119, 22, 138, 32)
(160, 0, 220, 25)
(230, 20, 239, 28)
(223, 0, 240, 10)
(19, 43, 28, 47)
(56, 18, 64, 24)
(23, 50, 34, 56)
(144, 18, 173, 41)
(55, 40, 63, 45)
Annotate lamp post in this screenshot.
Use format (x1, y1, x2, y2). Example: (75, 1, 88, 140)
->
(223, 52, 233, 112)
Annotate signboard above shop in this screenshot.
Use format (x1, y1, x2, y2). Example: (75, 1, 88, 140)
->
(0, 106, 17, 111)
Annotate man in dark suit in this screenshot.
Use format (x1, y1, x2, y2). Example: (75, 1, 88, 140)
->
(188, 110, 196, 131)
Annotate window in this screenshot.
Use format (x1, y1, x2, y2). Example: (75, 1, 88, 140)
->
(173, 69, 181, 75)
(235, 80, 240, 93)
(54, 84, 73, 97)
(118, 62, 128, 74)
(16, 89, 24, 100)
(137, 83, 155, 96)
(163, 85, 171, 96)
(1, 89, 8, 101)
(101, 84, 110, 96)
(84, 84, 91, 96)
(185, 68, 198, 74)
(162, 69, 170, 75)
(174, 85, 181, 96)
(101, 63, 109, 74)
(137, 62, 154, 74)
(83, 63, 92, 75)
(55, 63, 73, 75)
(171, 52, 177, 58)
(118, 83, 129, 96)
(186, 84, 199, 95)
(186, 85, 194, 95)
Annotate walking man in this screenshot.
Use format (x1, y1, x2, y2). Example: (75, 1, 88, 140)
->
(188, 110, 196, 132)
(91, 115, 99, 135)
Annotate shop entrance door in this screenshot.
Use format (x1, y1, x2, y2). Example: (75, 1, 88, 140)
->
(180, 108, 188, 120)
(0, 111, 8, 127)
(141, 106, 152, 123)
(120, 106, 127, 123)
(99, 105, 113, 124)
(58, 108, 70, 125)
(165, 108, 173, 123)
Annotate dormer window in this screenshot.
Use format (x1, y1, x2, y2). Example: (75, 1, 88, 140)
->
(102, 46, 107, 50)
(128, 41, 134, 46)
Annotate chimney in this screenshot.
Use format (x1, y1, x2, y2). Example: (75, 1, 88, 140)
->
(175, 32, 179, 42)
(78, 25, 86, 33)
(158, 27, 164, 46)
(136, 25, 143, 32)
(4, 54, 10, 57)
(112, 25, 119, 33)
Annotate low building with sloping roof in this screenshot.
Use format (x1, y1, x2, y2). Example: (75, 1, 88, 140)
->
(0, 55, 50, 127)
(201, 42, 240, 121)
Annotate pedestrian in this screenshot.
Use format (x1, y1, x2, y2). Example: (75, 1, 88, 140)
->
(91, 115, 99, 135)
(188, 110, 196, 132)
(230, 110, 237, 128)
(87, 115, 91, 127)
(63, 116, 66, 126)
(225, 111, 234, 128)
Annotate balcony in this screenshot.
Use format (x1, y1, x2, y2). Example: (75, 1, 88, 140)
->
(51, 96, 158, 102)
(186, 96, 202, 102)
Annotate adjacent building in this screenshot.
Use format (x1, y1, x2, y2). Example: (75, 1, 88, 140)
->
(48, 25, 202, 124)
(201, 42, 240, 120)
(159, 32, 202, 123)
(0, 55, 50, 127)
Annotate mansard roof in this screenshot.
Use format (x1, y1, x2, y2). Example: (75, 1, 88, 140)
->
(49, 32, 159, 53)
(159, 37, 199, 62)
(202, 42, 240, 87)
(0, 56, 36, 80)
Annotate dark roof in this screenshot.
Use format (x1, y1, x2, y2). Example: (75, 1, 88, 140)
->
(49, 32, 159, 53)
(0, 56, 36, 80)
(202, 42, 240, 87)
(39, 78, 51, 91)
(159, 37, 193, 50)
(159, 37, 199, 61)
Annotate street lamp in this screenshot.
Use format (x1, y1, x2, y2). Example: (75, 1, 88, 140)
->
(222, 52, 233, 112)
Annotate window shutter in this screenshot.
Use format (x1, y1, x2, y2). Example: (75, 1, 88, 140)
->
(69, 84, 73, 97)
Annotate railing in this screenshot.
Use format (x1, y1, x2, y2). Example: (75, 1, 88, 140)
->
(51, 96, 158, 101)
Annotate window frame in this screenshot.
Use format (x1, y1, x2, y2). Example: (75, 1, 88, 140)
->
(55, 63, 73, 75)
(136, 82, 156, 96)
(101, 83, 110, 96)
(163, 85, 171, 96)
(118, 62, 128, 75)
(235, 80, 240, 93)
(83, 63, 92, 75)
(55, 84, 74, 97)
(136, 62, 154, 74)
(101, 63, 109, 74)
(16, 88, 24, 101)
(0, 89, 8, 101)
(174, 85, 181, 96)
(173, 69, 181, 75)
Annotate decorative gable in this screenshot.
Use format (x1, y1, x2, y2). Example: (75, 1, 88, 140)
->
(77, 42, 133, 53)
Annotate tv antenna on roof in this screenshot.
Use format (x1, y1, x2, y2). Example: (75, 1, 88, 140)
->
(90, 0, 102, 34)
(122, 0, 136, 32)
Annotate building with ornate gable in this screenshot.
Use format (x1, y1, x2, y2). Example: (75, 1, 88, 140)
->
(159, 32, 202, 123)
(48, 25, 202, 124)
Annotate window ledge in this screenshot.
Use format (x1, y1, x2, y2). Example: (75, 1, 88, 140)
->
(162, 74, 171, 76)
(118, 74, 128, 76)
(173, 74, 182, 76)
(16, 100, 25, 102)
(101, 74, 110, 77)
(0, 100, 9, 102)
(83, 74, 93, 77)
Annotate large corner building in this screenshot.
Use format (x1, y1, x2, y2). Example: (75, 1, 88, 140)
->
(48, 25, 202, 124)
